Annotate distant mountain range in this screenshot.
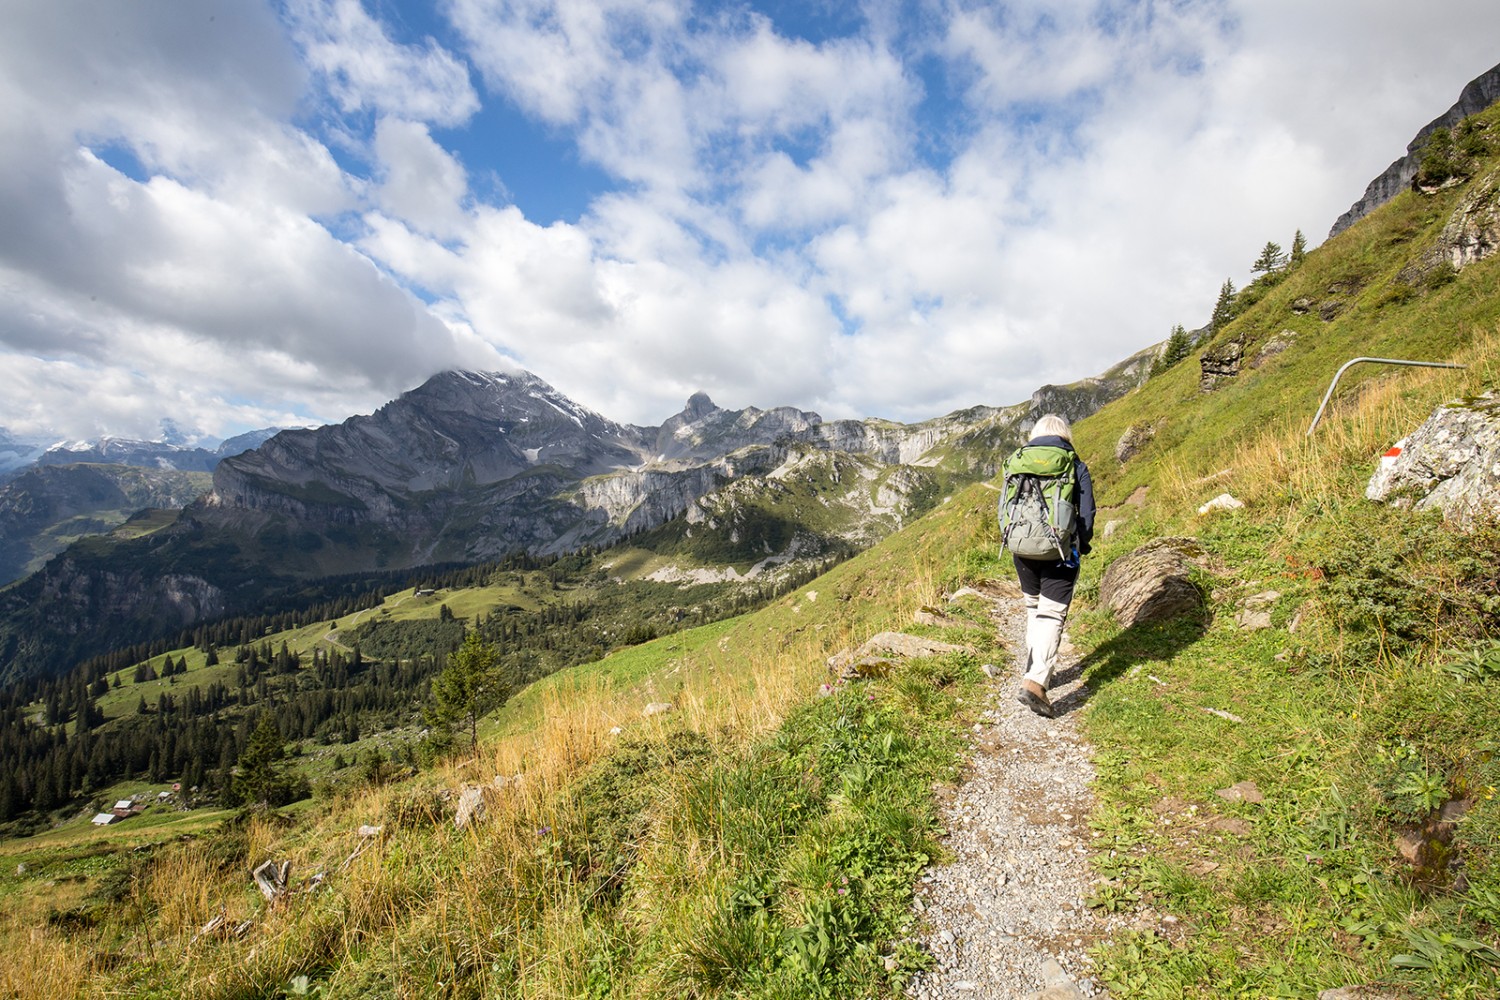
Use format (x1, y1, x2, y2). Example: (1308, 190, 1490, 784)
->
(0, 354, 1155, 683)
(0, 428, 282, 480)
(197, 361, 1154, 570)
(32, 429, 282, 473)
(0, 428, 284, 586)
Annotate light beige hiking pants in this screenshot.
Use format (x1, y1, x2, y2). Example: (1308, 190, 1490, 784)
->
(1022, 592, 1070, 688)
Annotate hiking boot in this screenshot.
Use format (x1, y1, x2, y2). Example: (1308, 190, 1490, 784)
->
(1017, 679, 1053, 718)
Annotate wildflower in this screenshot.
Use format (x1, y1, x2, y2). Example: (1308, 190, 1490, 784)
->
(537, 825, 551, 836)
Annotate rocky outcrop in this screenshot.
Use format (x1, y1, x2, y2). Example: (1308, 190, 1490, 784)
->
(1099, 537, 1206, 627)
(1198, 338, 1244, 392)
(1330, 61, 1500, 237)
(1398, 166, 1500, 287)
(654, 394, 820, 463)
(1433, 167, 1500, 268)
(1366, 391, 1500, 526)
(573, 448, 783, 535)
(1115, 422, 1156, 464)
(1250, 330, 1298, 368)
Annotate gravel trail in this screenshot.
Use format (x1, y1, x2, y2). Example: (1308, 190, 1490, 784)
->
(906, 589, 1115, 1000)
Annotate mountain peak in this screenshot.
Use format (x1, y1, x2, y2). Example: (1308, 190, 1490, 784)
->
(682, 391, 718, 421)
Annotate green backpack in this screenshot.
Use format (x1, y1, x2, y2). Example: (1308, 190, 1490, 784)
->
(998, 445, 1079, 560)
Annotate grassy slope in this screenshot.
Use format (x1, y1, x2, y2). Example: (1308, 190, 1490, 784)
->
(8, 116, 1500, 999)
(1061, 136, 1500, 996)
(2, 480, 1008, 998)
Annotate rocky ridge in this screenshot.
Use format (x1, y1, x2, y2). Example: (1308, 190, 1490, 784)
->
(199, 364, 1150, 570)
(1330, 60, 1500, 237)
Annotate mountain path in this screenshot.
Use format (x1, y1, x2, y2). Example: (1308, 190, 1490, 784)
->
(905, 587, 1118, 999)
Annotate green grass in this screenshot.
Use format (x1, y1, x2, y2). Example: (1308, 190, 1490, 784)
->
(9, 106, 1500, 998)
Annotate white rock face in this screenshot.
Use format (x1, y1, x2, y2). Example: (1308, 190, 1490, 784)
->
(1366, 392, 1500, 526)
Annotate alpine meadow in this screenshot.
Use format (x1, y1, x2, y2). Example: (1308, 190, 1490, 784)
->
(6, 68, 1500, 1000)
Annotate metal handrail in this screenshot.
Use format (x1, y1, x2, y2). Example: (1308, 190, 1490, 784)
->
(1306, 357, 1466, 436)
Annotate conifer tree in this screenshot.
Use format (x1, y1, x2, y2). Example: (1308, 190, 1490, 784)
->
(233, 713, 296, 807)
(428, 633, 511, 753)
(1209, 279, 1237, 332)
(1251, 241, 1286, 274)
(1151, 324, 1193, 376)
(1289, 229, 1307, 265)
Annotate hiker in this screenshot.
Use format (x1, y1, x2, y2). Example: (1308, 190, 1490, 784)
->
(999, 414, 1095, 718)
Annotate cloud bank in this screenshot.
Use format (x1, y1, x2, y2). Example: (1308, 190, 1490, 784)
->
(1, 0, 1497, 443)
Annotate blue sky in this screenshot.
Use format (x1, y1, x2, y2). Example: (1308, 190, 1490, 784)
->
(1, 0, 1498, 444)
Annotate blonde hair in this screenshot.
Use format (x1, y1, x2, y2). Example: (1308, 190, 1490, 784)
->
(1030, 413, 1072, 442)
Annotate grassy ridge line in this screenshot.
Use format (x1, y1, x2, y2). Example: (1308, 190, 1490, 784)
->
(1, 481, 1010, 997)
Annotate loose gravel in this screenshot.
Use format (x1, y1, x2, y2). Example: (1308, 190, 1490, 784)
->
(905, 591, 1117, 1000)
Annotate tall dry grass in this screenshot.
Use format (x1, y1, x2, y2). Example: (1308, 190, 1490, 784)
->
(1159, 324, 1499, 515)
(0, 911, 92, 1000)
(19, 463, 991, 998)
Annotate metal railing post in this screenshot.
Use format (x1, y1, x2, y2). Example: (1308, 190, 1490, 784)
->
(1306, 357, 1466, 436)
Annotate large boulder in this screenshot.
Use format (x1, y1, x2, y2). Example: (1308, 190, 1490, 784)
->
(1366, 391, 1500, 527)
(1099, 537, 1206, 627)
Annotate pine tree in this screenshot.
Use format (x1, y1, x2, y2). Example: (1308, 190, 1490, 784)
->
(1251, 241, 1287, 274)
(233, 713, 293, 807)
(1289, 229, 1307, 265)
(1151, 324, 1193, 376)
(1210, 279, 1237, 332)
(428, 633, 511, 753)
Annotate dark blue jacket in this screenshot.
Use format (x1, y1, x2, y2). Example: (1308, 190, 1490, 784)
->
(1017, 434, 1096, 556)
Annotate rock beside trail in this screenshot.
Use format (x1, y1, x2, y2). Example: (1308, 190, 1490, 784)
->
(827, 632, 975, 678)
(453, 774, 522, 829)
(1235, 590, 1280, 630)
(1098, 537, 1206, 627)
(1318, 987, 1408, 1000)
(1366, 391, 1500, 527)
(1197, 493, 1243, 516)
